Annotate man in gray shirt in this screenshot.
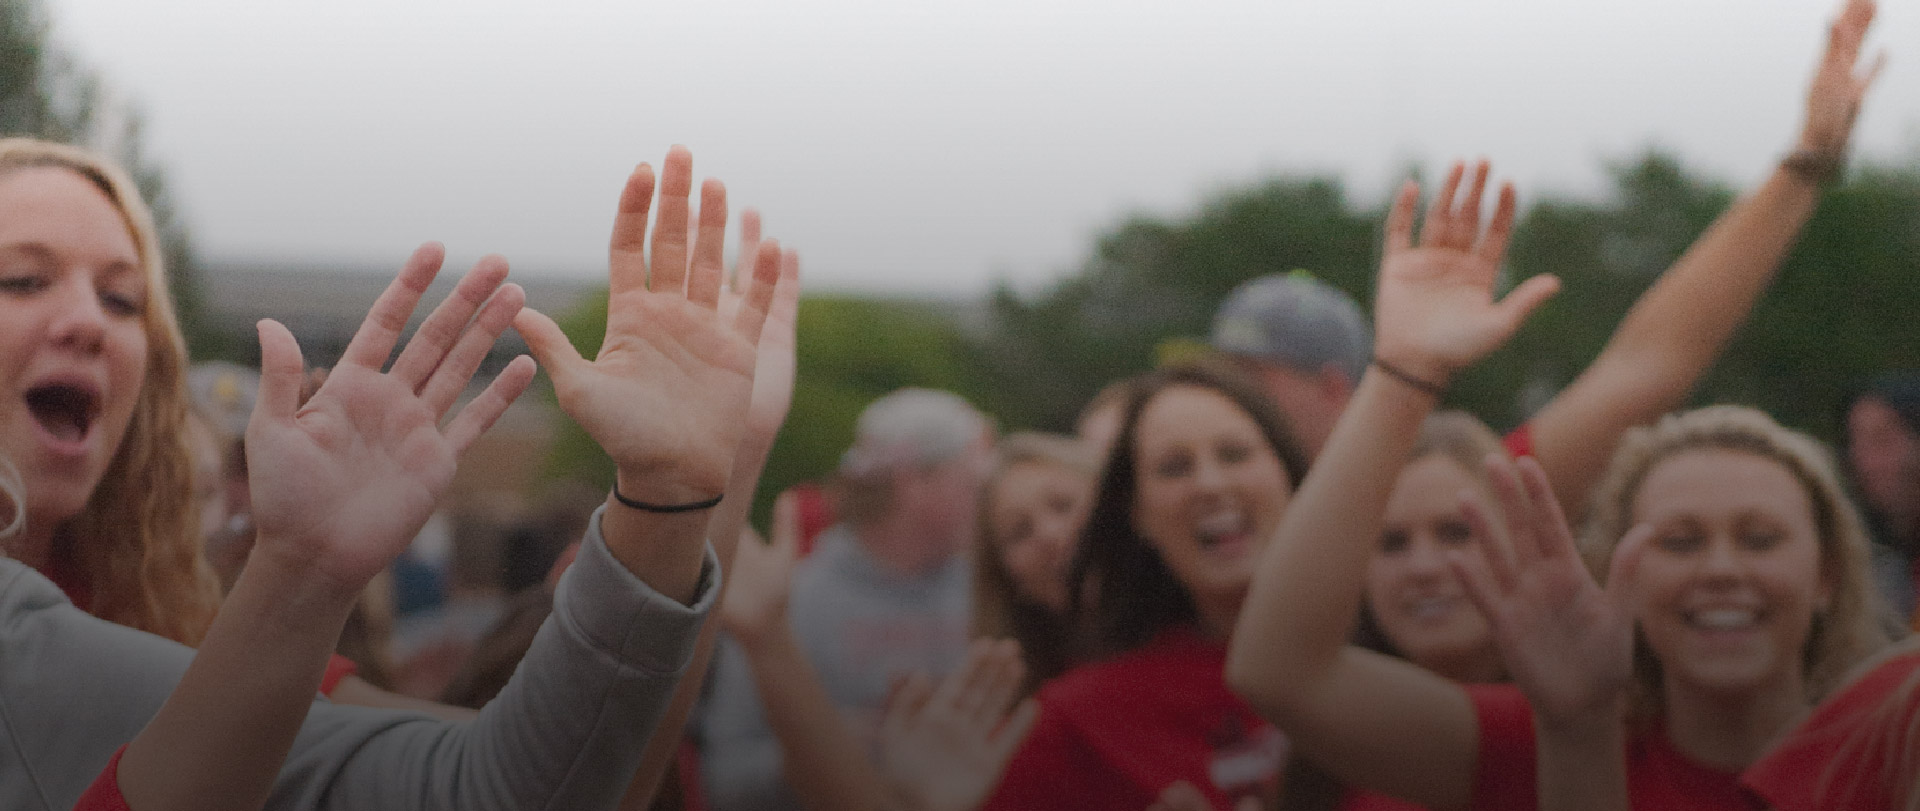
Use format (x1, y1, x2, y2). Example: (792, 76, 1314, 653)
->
(701, 389, 992, 811)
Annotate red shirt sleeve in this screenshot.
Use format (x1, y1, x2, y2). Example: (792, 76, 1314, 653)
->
(1743, 649, 1920, 811)
(1467, 684, 1539, 811)
(320, 653, 359, 697)
(71, 745, 132, 811)
(1501, 422, 1534, 460)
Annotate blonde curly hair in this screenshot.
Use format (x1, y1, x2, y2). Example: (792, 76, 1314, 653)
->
(0, 138, 219, 644)
(1580, 405, 1894, 720)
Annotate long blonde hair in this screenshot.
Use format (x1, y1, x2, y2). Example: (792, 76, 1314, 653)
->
(1580, 405, 1893, 719)
(0, 138, 219, 644)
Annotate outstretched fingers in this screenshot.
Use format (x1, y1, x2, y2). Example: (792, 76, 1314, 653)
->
(390, 255, 511, 392)
(1458, 487, 1520, 594)
(1515, 456, 1580, 563)
(1602, 524, 1654, 611)
(419, 282, 526, 417)
(609, 164, 658, 297)
(443, 355, 537, 453)
(732, 240, 784, 346)
(340, 243, 446, 370)
(1384, 180, 1419, 256)
(649, 146, 696, 295)
(512, 307, 588, 389)
(1419, 162, 1465, 248)
(686, 179, 730, 308)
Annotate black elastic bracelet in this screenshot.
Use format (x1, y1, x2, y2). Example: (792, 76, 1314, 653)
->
(1781, 147, 1845, 186)
(613, 485, 723, 514)
(1371, 357, 1447, 399)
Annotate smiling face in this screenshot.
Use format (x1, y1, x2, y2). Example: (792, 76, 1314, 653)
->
(0, 167, 150, 534)
(1367, 454, 1500, 679)
(986, 459, 1093, 614)
(1630, 448, 1831, 698)
(1129, 385, 1292, 612)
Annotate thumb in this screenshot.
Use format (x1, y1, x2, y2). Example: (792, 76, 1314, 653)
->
(512, 307, 586, 383)
(1493, 273, 1560, 335)
(252, 319, 306, 427)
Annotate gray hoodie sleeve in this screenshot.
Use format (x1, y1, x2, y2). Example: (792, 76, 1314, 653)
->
(0, 505, 715, 811)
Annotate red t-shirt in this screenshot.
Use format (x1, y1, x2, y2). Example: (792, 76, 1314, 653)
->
(1743, 648, 1920, 811)
(1501, 423, 1534, 460)
(1337, 789, 1427, 810)
(72, 746, 131, 811)
(982, 627, 1285, 811)
(1469, 685, 1761, 811)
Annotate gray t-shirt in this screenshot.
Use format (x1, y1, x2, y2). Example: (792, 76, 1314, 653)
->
(699, 524, 972, 811)
(0, 506, 714, 811)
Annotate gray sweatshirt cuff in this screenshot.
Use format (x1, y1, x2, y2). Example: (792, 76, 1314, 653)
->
(554, 505, 719, 677)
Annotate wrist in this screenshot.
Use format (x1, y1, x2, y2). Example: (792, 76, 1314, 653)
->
(1781, 144, 1845, 186)
(1536, 694, 1627, 738)
(1368, 355, 1449, 399)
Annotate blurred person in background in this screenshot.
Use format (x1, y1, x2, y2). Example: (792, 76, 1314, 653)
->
(1843, 372, 1920, 624)
(701, 387, 993, 811)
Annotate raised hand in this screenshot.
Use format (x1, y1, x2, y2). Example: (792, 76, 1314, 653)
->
(245, 244, 535, 597)
(1371, 161, 1560, 385)
(515, 146, 782, 506)
(877, 639, 1039, 811)
(1798, 0, 1884, 158)
(722, 208, 802, 454)
(718, 492, 801, 648)
(1446, 455, 1647, 726)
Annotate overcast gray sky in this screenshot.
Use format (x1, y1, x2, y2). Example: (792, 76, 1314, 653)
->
(48, 0, 1920, 297)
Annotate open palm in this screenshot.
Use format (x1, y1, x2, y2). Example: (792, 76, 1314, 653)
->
(245, 245, 535, 596)
(1372, 162, 1560, 384)
(1449, 456, 1645, 725)
(516, 147, 783, 503)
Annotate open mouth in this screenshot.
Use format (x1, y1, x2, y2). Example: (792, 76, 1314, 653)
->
(1684, 608, 1761, 632)
(25, 384, 99, 444)
(1196, 510, 1251, 551)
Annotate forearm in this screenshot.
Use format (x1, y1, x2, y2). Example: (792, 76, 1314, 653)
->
(1228, 371, 1433, 708)
(1596, 165, 1819, 385)
(1534, 711, 1628, 811)
(618, 436, 777, 809)
(1530, 165, 1819, 507)
(117, 551, 355, 811)
(742, 629, 895, 811)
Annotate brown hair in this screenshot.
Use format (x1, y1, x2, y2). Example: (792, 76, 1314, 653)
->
(973, 432, 1099, 687)
(1072, 362, 1310, 656)
(0, 138, 218, 644)
(1580, 405, 1894, 719)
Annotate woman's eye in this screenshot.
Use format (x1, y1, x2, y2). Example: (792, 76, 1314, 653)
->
(1218, 443, 1251, 465)
(100, 291, 144, 317)
(1656, 532, 1703, 553)
(1740, 530, 1785, 550)
(1154, 455, 1192, 479)
(0, 274, 47, 294)
(1379, 530, 1410, 554)
(1435, 521, 1474, 545)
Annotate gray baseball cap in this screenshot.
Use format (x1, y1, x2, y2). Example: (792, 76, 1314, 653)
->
(1209, 270, 1371, 383)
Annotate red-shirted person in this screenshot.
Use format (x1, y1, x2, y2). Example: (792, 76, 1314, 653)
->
(980, 360, 1311, 810)
(1743, 637, 1920, 810)
(1228, 148, 1894, 810)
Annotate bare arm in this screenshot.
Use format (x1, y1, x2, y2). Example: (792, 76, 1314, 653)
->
(1227, 163, 1559, 808)
(1528, 0, 1884, 510)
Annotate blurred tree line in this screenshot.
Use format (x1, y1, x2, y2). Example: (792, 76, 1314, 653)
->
(0, 0, 211, 351)
(551, 149, 1920, 525)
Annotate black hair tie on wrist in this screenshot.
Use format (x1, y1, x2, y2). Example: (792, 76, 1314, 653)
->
(613, 484, 723, 514)
(1371, 357, 1447, 399)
